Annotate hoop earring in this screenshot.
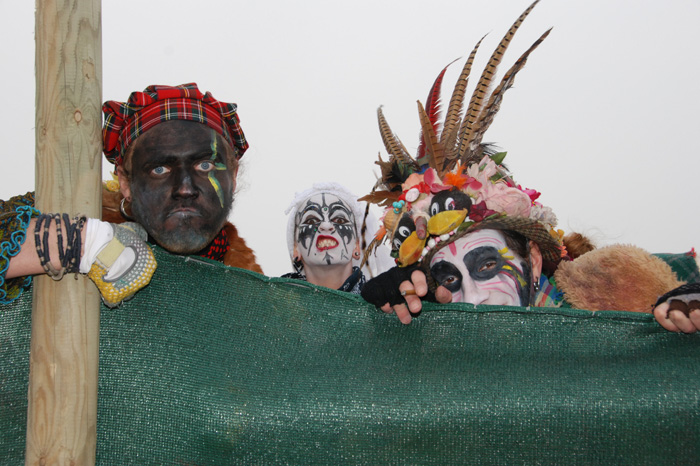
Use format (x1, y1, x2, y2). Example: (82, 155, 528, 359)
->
(120, 197, 134, 221)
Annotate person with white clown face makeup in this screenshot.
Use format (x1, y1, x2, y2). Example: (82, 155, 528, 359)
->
(283, 183, 391, 294)
(359, 1, 700, 332)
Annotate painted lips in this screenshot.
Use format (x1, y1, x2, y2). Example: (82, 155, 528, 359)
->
(316, 235, 339, 251)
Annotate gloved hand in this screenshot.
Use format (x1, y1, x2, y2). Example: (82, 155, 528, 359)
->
(361, 265, 436, 307)
(80, 220, 157, 308)
(653, 282, 700, 333)
(655, 282, 700, 316)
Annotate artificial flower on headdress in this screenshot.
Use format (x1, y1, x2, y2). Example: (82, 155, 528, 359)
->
(465, 157, 532, 217)
(360, 0, 563, 270)
(443, 164, 482, 192)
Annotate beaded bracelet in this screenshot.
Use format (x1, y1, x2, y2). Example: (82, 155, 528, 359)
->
(33, 213, 86, 280)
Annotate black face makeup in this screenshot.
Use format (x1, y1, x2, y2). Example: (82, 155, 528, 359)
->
(295, 193, 357, 268)
(429, 260, 464, 293)
(428, 229, 532, 306)
(430, 246, 507, 291)
(464, 246, 508, 281)
(127, 120, 235, 254)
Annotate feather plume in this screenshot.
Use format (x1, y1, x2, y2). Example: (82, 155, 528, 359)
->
(363, 0, 548, 216)
(458, 0, 541, 162)
(377, 106, 416, 169)
(373, 150, 419, 194)
(361, 235, 387, 272)
(358, 188, 401, 208)
(465, 28, 552, 156)
(417, 100, 446, 175)
(441, 116, 462, 171)
(441, 36, 485, 164)
(417, 60, 457, 160)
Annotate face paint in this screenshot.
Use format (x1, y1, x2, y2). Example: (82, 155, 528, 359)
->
(429, 229, 532, 306)
(295, 193, 357, 269)
(207, 137, 229, 208)
(127, 120, 235, 254)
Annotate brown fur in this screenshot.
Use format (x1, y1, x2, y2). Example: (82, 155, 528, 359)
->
(222, 222, 263, 273)
(101, 186, 263, 273)
(563, 232, 596, 259)
(102, 187, 128, 224)
(554, 244, 683, 312)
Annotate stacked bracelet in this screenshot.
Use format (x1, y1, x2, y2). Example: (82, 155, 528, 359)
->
(33, 213, 86, 280)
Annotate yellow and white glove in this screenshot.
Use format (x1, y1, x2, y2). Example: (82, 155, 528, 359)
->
(79, 220, 157, 308)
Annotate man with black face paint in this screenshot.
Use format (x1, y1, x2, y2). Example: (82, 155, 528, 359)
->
(104, 83, 261, 272)
(1, 83, 261, 307)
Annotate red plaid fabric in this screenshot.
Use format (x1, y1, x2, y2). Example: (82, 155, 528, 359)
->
(102, 83, 249, 166)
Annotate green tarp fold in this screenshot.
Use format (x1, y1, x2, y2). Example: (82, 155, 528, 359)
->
(2, 248, 699, 465)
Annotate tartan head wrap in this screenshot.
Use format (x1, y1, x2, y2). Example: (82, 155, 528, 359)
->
(102, 83, 249, 166)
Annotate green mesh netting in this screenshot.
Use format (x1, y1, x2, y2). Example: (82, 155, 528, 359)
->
(2, 247, 699, 465)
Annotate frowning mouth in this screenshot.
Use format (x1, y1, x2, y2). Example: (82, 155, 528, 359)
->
(316, 235, 338, 251)
(167, 206, 201, 219)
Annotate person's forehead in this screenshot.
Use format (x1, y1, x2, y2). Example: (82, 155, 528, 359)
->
(456, 229, 506, 252)
(302, 193, 351, 211)
(131, 120, 232, 157)
(432, 229, 507, 262)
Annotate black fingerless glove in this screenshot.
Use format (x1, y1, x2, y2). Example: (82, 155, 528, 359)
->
(361, 265, 436, 307)
(655, 282, 700, 317)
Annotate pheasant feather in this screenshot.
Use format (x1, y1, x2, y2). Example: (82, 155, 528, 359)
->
(377, 106, 416, 169)
(364, 0, 549, 219)
(441, 35, 485, 164)
(466, 28, 552, 156)
(417, 60, 457, 160)
(417, 100, 446, 175)
(458, 0, 541, 160)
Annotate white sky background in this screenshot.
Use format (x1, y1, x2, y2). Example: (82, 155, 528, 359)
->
(0, 0, 698, 277)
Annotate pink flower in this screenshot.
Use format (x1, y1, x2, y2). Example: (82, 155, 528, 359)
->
(464, 155, 531, 218)
(465, 157, 499, 200)
(484, 183, 532, 217)
(469, 201, 498, 222)
(518, 185, 541, 203)
(423, 168, 452, 193)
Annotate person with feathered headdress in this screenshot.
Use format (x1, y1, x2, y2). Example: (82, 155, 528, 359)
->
(359, 1, 700, 333)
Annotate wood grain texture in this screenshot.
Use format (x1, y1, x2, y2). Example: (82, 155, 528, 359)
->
(27, 0, 102, 464)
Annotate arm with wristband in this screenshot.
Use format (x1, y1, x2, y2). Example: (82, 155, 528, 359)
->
(3, 195, 155, 308)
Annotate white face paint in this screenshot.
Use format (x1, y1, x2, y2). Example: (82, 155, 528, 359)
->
(429, 229, 532, 306)
(295, 193, 357, 269)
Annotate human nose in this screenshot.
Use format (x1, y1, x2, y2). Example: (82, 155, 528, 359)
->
(318, 220, 334, 233)
(172, 169, 199, 199)
(461, 275, 490, 305)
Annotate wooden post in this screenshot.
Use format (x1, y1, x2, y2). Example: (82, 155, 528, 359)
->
(27, 0, 102, 464)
